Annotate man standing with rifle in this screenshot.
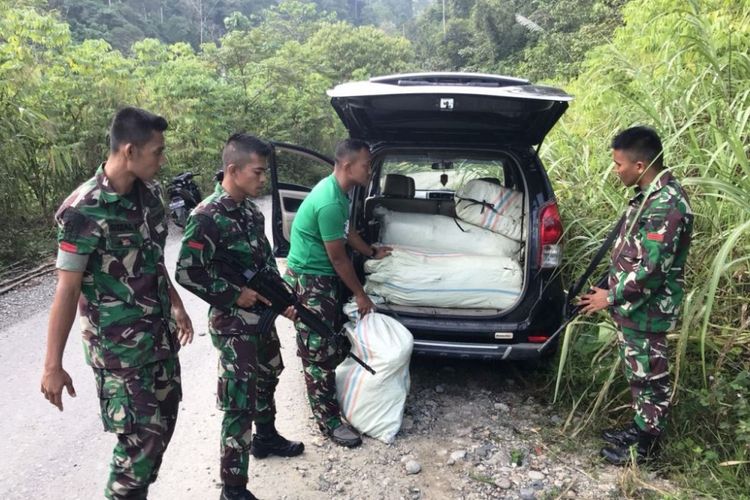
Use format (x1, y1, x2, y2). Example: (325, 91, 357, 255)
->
(176, 133, 303, 500)
(284, 139, 391, 448)
(578, 126, 693, 465)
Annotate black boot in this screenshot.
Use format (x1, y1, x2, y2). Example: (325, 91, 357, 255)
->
(601, 422, 640, 447)
(250, 422, 304, 459)
(600, 430, 660, 466)
(328, 422, 362, 448)
(220, 485, 258, 500)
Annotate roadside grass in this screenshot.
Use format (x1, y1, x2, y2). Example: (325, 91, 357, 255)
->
(542, 1, 750, 497)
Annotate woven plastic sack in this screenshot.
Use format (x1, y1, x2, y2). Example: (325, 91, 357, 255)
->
(374, 206, 521, 258)
(335, 310, 413, 444)
(364, 247, 522, 309)
(454, 179, 524, 241)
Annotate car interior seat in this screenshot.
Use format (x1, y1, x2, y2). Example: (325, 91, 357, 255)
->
(382, 173, 415, 198)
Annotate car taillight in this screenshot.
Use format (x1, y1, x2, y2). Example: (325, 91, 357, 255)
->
(539, 201, 563, 268)
(527, 335, 549, 343)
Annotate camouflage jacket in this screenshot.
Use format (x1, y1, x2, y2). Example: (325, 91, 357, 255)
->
(55, 165, 179, 369)
(175, 184, 277, 335)
(607, 171, 693, 332)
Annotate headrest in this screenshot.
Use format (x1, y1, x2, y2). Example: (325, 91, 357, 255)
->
(382, 174, 415, 198)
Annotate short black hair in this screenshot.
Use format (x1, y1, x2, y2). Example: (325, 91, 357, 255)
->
(222, 132, 272, 170)
(109, 107, 168, 152)
(334, 138, 370, 164)
(611, 126, 664, 169)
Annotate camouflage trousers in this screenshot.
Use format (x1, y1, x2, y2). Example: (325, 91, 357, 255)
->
(210, 329, 284, 486)
(617, 327, 671, 435)
(94, 357, 181, 500)
(284, 268, 348, 432)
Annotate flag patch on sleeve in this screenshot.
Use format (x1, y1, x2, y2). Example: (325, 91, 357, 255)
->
(646, 232, 664, 242)
(60, 241, 78, 253)
(188, 240, 205, 250)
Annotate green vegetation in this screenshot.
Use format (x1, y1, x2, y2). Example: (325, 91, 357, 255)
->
(547, 0, 750, 495)
(0, 0, 413, 261)
(1, 0, 748, 495)
(510, 448, 525, 466)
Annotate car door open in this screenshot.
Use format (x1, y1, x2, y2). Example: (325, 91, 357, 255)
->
(269, 142, 334, 257)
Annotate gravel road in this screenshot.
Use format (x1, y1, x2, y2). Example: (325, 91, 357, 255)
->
(0, 197, 672, 499)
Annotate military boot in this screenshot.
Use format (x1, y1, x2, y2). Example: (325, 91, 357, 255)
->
(329, 422, 362, 448)
(601, 422, 640, 447)
(220, 485, 258, 500)
(600, 430, 660, 466)
(250, 431, 305, 459)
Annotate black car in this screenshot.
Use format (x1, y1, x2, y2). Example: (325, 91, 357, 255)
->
(269, 72, 572, 361)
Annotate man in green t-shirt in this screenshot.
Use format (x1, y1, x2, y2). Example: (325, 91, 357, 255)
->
(285, 138, 391, 448)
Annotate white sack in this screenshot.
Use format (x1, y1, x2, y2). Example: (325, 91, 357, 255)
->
(375, 206, 521, 258)
(335, 311, 413, 444)
(364, 247, 522, 309)
(454, 179, 524, 241)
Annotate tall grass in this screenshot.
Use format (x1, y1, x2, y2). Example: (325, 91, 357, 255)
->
(541, 0, 750, 495)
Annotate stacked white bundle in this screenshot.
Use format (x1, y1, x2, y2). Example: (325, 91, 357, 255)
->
(374, 206, 521, 259)
(454, 179, 524, 241)
(364, 247, 523, 309)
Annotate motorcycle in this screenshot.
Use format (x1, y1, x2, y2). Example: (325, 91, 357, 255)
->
(167, 171, 202, 228)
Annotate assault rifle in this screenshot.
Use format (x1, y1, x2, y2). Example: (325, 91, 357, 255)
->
(537, 214, 626, 354)
(214, 252, 376, 375)
(537, 273, 608, 354)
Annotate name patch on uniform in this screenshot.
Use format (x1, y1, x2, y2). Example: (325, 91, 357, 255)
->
(109, 223, 138, 232)
(188, 240, 205, 250)
(647, 232, 664, 242)
(60, 241, 78, 253)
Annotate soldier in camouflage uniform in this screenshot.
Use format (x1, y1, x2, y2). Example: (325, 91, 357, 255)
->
(284, 139, 391, 448)
(175, 133, 303, 500)
(41, 107, 194, 499)
(579, 126, 693, 465)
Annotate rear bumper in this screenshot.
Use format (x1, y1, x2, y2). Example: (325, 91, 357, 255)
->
(412, 339, 552, 360)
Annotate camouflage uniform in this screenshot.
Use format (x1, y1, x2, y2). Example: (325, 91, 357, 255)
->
(55, 165, 181, 499)
(283, 269, 348, 432)
(175, 184, 283, 487)
(607, 171, 693, 435)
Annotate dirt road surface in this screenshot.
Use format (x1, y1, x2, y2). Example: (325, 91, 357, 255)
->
(0, 197, 664, 499)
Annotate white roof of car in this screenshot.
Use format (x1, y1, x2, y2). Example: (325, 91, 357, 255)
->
(327, 72, 573, 102)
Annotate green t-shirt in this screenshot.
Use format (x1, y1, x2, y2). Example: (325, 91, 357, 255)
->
(287, 174, 350, 275)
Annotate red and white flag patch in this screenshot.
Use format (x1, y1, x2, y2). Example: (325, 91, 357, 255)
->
(60, 241, 78, 253)
(187, 240, 205, 251)
(646, 232, 664, 242)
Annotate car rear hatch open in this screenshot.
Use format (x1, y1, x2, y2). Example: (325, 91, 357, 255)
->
(327, 72, 573, 147)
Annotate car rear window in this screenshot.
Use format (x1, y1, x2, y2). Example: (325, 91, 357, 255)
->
(378, 155, 506, 197)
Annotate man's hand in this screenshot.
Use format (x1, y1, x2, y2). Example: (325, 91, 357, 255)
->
(355, 293, 375, 317)
(41, 367, 76, 411)
(281, 305, 297, 321)
(373, 245, 392, 259)
(172, 304, 194, 346)
(578, 286, 610, 315)
(236, 287, 271, 309)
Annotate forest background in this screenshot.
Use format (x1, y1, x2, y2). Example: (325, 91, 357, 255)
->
(1, 0, 748, 496)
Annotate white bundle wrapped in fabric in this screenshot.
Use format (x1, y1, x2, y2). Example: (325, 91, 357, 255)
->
(374, 206, 521, 258)
(364, 247, 523, 309)
(454, 179, 524, 241)
(335, 310, 413, 444)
